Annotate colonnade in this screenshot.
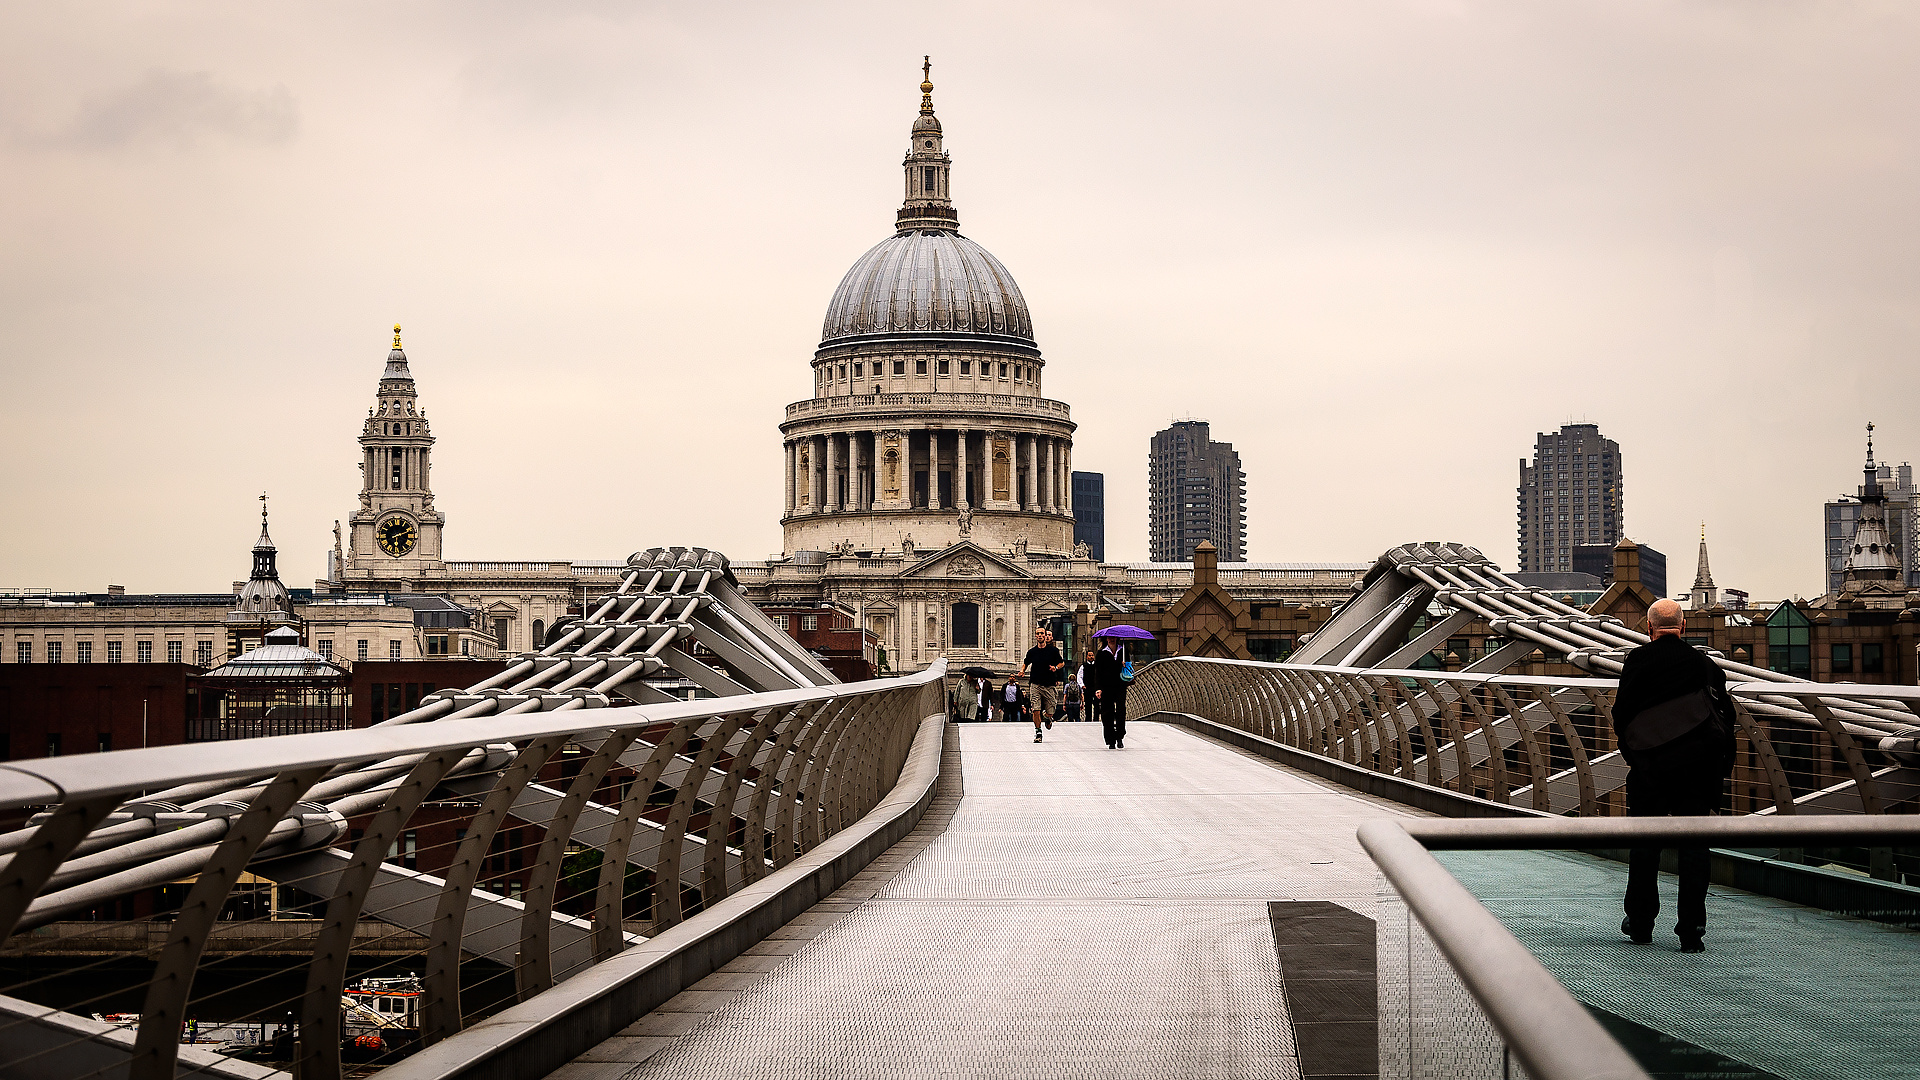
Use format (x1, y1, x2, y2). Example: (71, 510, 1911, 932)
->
(364, 445, 430, 492)
(782, 427, 1073, 516)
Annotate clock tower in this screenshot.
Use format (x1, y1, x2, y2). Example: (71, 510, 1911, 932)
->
(345, 325, 447, 583)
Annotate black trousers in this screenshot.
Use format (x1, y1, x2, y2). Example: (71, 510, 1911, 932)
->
(1099, 692, 1127, 746)
(1624, 764, 1722, 940)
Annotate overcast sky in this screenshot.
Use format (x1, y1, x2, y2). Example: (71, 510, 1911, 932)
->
(4, 2, 1916, 601)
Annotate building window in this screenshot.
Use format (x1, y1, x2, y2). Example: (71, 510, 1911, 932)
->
(1863, 643, 1885, 675)
(800, 614, 819, 631)
(531, 619, 545, 647)
(924, 165, 937, 191)
(1831, 644, 1853, 673)
(195, 641, 213, 667)
(1765, 603, 1812, 678)
(107, 641, 122, 664)
(999, 363, 1008, 378)
(774, 614, 789, 630)
(853, 362, 863, 377)
(15, 642, 29, 664)
(97, 733, 112, 752)
(893, 360, 906, 376)
(47, 642, 62, 664)
(389, 831, 418, 869)
(837, 365, 846, 380)
(916, 359, 928, 375)
(167, 641, 183, 664)
(390, 640, 402, 659)
(391, 448, 403, 489)
(938, 359, 949, 375)
(357, 640, 370, 662)
(951, 602, 980, 648)
(960, 360, 971, 375)
(46, 733, 61, 757)
(427, 634, 448, 656)
(76, 641, 93, 664)
(317, 639, 332, 659)
(495, 618, 510, 649)
(137, 640, 152, 663)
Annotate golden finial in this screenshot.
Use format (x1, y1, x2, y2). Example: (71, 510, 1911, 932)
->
(920, 55, 934, 114)
(392, 324, 403, 350)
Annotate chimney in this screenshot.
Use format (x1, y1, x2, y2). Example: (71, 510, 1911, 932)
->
(106, 585, 125, 597)
(1193, 540, 1219, 585)
(1612, 537, 1642, 588)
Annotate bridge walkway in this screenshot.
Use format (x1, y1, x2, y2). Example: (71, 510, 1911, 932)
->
(552, 719, 1418, 1080)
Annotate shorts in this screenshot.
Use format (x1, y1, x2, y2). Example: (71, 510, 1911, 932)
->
(1031, 684, 1061, 716)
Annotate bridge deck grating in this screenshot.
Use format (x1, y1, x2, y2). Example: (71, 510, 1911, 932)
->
(557, 721, 1424, 1079)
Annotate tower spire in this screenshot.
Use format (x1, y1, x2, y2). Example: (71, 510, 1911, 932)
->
(1689, 521, 1718, 609)
(897, 57, 958, 233)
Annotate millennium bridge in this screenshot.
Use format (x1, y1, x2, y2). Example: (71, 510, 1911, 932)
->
(3, 544, 1919, 1080)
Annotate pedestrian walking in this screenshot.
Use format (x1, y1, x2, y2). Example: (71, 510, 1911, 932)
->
(1077, 649, 1098, 719)
(1093, 639, 1130, 749)
(1613, 598, 1734, 953)
(956, 677, 978, 723)
(1062, 679, 1082, 724)
(1018, 628, 1067, 739)
(1002, 678, 1029, 737)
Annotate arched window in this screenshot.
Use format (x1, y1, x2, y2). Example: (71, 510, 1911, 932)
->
(950, 602, 980, 648)
(532, 619, 545, 648)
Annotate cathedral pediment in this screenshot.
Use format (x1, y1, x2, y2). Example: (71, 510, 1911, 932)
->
(898, 543, 1031, 580)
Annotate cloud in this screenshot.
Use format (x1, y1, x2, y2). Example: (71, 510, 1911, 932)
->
(27, 69, 298, 150)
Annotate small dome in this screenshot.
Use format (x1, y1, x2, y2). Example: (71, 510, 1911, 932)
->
(821, 231, 1034, 346)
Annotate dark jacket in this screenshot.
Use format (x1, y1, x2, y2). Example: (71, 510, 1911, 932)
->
(1613, 634, 1733, 775)
(1091, 647, 1129, 698)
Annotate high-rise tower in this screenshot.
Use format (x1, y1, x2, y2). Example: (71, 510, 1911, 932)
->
(346, 326, 447, 580)
(1148, 421, 1247, 562)
(1517, 423, 1622, 573)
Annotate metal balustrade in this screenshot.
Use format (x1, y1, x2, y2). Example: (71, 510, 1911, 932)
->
(1130, 541, 1920, 818)
(0, 547, 946, 1080)
(1130, 657, 1920, 816)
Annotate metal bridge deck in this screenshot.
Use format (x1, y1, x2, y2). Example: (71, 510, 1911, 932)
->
(555, 720, 1417, 1079)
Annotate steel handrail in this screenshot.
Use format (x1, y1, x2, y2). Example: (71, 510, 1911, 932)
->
(1358, 815, 1920, 1080)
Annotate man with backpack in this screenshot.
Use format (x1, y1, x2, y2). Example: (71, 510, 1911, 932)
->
(1092, 639, 1131, 749)
(1612, 598, 1735, 954)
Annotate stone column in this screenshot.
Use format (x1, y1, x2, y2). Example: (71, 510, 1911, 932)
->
(1011, 433, 1024, 511)
(956, 427, 970, 509)
(813, 435, 827, 513)
(826, 432, 842, 512)
(1022, 434, 1035, 511)
(783, 441, 795, 515)
(851, 432, 865, 511)
(928, 428, 942, 511)
(1063, 441, 1073, 514)
(1041, 438, 1054, 513)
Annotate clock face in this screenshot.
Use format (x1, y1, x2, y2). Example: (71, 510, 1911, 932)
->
(378, 516, 418, 557)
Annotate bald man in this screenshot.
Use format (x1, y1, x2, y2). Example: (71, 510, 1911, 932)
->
(1612, 598, 1734, 953)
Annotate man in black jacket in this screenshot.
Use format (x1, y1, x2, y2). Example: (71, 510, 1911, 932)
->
(1612, 598, 1734, 953)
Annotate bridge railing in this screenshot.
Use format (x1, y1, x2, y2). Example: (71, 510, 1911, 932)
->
(1360, 815, 1920, 1080)
(0, 662, 945, 1080)
(1128, 656, 1920, 817)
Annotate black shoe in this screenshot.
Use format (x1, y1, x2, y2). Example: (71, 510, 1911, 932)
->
(1679, 939, 1705, 954)
(1621, 917, 1651, 945)
(1106, 743, 1114, 749)
(1116, 740, 1124, 749)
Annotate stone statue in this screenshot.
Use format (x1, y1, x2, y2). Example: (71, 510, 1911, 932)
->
(902, 534, 916, 557)
(1012, 535, 1028, 557)
(1073, 540, 1090, 559)
(957, 506, 974, 537)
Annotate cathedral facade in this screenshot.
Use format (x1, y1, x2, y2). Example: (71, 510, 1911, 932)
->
(736, 68, 1365, 673)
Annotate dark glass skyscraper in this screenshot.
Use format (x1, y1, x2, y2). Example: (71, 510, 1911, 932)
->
(1071, 471, 1105, 561)
(1148, 421, 1246, 562)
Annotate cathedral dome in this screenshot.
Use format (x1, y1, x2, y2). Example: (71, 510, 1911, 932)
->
(820, 230, 1034, 347)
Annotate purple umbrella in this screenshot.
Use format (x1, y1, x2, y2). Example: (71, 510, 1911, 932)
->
(1092, 625, 1155, 640)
